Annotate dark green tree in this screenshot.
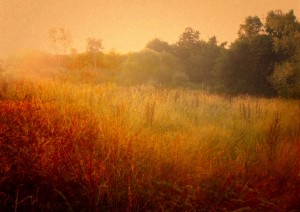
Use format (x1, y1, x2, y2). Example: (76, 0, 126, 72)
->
(266, 10, 299, 39)
(146, 38, 173, 53)
(269, 59, 300, 98)
(172, 28, 223, 86)
(214, 35, 276, 96)
(266, 10, 300, 97)
(238, 16, 263, 39)
(188, 38, 224, 86)
(173, 27, 203, 61)
(265, 10, 300, 60)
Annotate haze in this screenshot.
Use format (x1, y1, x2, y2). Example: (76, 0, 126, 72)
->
(1, 0, 299, 58)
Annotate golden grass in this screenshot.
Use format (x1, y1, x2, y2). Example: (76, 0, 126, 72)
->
(0, 78, 299, 211)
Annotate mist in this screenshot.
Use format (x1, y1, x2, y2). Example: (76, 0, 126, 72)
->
(1, 2, 300, 210)
(1, 0, 299, 58)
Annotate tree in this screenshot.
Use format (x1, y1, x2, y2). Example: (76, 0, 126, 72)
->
(59, 28, 72, 54)
(214, 35, 276, 96)
(172, 28, 203, 82)
(86, 38, 103, 70)
(269, 32, 300, 97)
(269, 61, 300, 97)
(102, 50, 127, 73)
(265, 10, 300, 97)
(48, 28, 59, 55)
(118, 49, 183, 85)
(265, 10, 300, 60)
(172, 28, 224, 86)
(146, 38, 172, 53)
(188, 39, 223, 86)
(208, 36, 217, 45)
(48, 27, 72, 65)
(265, 10, 299, 39)
(238, 16, 263, 39)
(173, 27, 203, 60)
(177, 27, 201, 46)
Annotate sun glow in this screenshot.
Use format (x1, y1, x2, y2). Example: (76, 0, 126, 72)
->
(1, 0, 299, 57)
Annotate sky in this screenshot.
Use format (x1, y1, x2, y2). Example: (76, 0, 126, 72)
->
(1, 0, 300, 58)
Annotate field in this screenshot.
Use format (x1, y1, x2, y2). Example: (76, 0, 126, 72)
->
(0, 78, 299, 211)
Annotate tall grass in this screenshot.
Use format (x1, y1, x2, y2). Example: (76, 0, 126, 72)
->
(0, 78, 299, 211)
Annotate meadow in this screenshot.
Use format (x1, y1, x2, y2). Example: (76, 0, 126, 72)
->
(0, 78, 299, 211)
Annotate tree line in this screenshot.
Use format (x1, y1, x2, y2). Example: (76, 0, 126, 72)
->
(2, 10, 299, 98)
(144, 10, 300, 98)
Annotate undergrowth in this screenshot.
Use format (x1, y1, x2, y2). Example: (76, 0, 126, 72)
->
(0, 78, 299, 211)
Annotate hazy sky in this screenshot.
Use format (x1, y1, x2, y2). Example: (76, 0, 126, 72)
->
(1, 0, 299, 57)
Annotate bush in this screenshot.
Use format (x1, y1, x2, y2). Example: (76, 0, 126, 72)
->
(172, 72, 189, 86)
(117, 49, 183, 86)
